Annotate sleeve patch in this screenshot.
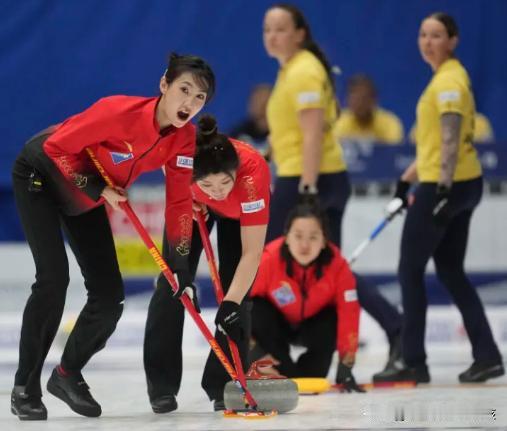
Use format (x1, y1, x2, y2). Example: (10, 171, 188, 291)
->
(176, 155, 193, 169)
(344, 289, 358, 302)
(438, 90, 460, 103)
(241, 198, 265, 213)
(297, 91, 321, 104)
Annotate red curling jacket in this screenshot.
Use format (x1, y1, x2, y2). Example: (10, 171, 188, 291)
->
(21, 95, 195, 269)
(250, 237, 360, 359)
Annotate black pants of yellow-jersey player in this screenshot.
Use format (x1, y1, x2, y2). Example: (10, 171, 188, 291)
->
(397, 178, 503, 380)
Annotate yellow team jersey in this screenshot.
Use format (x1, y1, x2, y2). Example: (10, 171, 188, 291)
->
(267, 49, 346, 176)
(333, 108, 404, 145)
(415, 58, 481, 182)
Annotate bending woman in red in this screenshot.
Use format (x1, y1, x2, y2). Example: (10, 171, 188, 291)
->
(11, 53, 214, 421)
(144, 115, 271, 412)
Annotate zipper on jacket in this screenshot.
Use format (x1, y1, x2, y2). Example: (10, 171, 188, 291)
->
(299, 268, 308, 322)
(123, 136, 163, 187)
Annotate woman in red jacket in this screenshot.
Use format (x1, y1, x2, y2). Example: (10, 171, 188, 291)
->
(144, 114, 271, 413)
(10, 53, 214, 421)
(250, 200, 364, 392)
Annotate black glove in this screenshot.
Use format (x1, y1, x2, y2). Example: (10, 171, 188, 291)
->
(297, 184, 319, 205)
(432, 184, 452, 225)
(393, 179, 411, 209)
(335, 362, 365, 393)
(173, 270, 200, 313)
(215, 300, 242, 345)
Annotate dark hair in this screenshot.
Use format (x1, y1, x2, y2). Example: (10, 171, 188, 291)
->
(193, 114, 239, 181)
(271, 4, 335, 92)
(347, 74, 377, 98)
(164, 53, 215, 103)
(281, 197, 334, 279)
(427, 12, 459, 38)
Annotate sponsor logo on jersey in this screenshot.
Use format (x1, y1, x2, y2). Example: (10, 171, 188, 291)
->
(297, 91, 321, 104)
(438, 90, 460, 103)
(241, 199, 265, 213)
(272, 282, 296, 306)
(110, 152, 134, 165)
(344, 289, 358, 302)
(176, 155, 193, 169)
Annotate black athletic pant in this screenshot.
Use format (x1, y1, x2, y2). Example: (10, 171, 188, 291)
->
(266, 171, 401, 340)
(251, 297, 336, 378)
(12, 157, 124, 397)
(398, 178, 502, 367)
(144, 214, 251, 402)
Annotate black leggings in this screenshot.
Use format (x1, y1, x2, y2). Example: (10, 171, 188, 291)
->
(398, 178, 502, 367)
(12, 157, 124, 397)
(251, 297, 336, 379)
(144, 214, 251, 402)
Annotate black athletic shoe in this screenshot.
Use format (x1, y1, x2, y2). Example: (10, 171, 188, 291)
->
(150, 395, 178, 414)
(459, 361, 505, 383)
(11, 386, 47, 421)
(373, 362, 430, 384)
(213, 399, 226, 411)
(47, 368, 101, 417)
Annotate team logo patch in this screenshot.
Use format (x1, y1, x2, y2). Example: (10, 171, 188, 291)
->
(344, 289, 358, 302)
(241, 199, 265, 213)
(110, 152, 133, 165)
(176, 156, 193, 169)
(272, 283, 296, 306)
(297, 91, 321, 104)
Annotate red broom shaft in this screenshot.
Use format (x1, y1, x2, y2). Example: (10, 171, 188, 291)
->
(195, 212, 257, 409)
(85, 148, 239, 382)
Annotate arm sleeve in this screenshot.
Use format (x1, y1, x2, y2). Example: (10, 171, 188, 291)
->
(238, 159, 271, 226)
(162, 133, 195, 272)
(434, 76, 466, 116)
(334, 258, 360, 358)
(287, 68, 328, 112)
(43, 99, 114, 200)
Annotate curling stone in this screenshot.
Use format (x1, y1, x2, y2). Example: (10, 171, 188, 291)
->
(223, 360, 299, 413)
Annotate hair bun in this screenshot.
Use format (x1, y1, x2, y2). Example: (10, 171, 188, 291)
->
(198, 114, 218, 137)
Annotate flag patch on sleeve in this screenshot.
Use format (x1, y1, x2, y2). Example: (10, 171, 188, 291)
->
(110, 152, 133, 165)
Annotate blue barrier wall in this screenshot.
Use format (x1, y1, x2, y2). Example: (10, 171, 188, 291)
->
(1, 0, 506, 240)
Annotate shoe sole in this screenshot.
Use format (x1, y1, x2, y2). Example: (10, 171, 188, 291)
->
(47, 379, 101, 417)
(459, 366, 505, 383)
(11, 406, 47, 421)
(152, 404, 178, 414)
(151, 400, 178, 414)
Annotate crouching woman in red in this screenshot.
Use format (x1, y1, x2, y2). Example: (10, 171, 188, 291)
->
(250, 201, 363, 392)
(10, 53, 215, 420)
(144, 115, 271, 413)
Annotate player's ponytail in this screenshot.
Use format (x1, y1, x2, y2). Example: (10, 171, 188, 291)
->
(193, 114, 239, 181)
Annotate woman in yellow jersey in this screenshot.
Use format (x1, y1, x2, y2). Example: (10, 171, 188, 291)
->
(376, 12, 504, 384)
(261, 4, 403, 379)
